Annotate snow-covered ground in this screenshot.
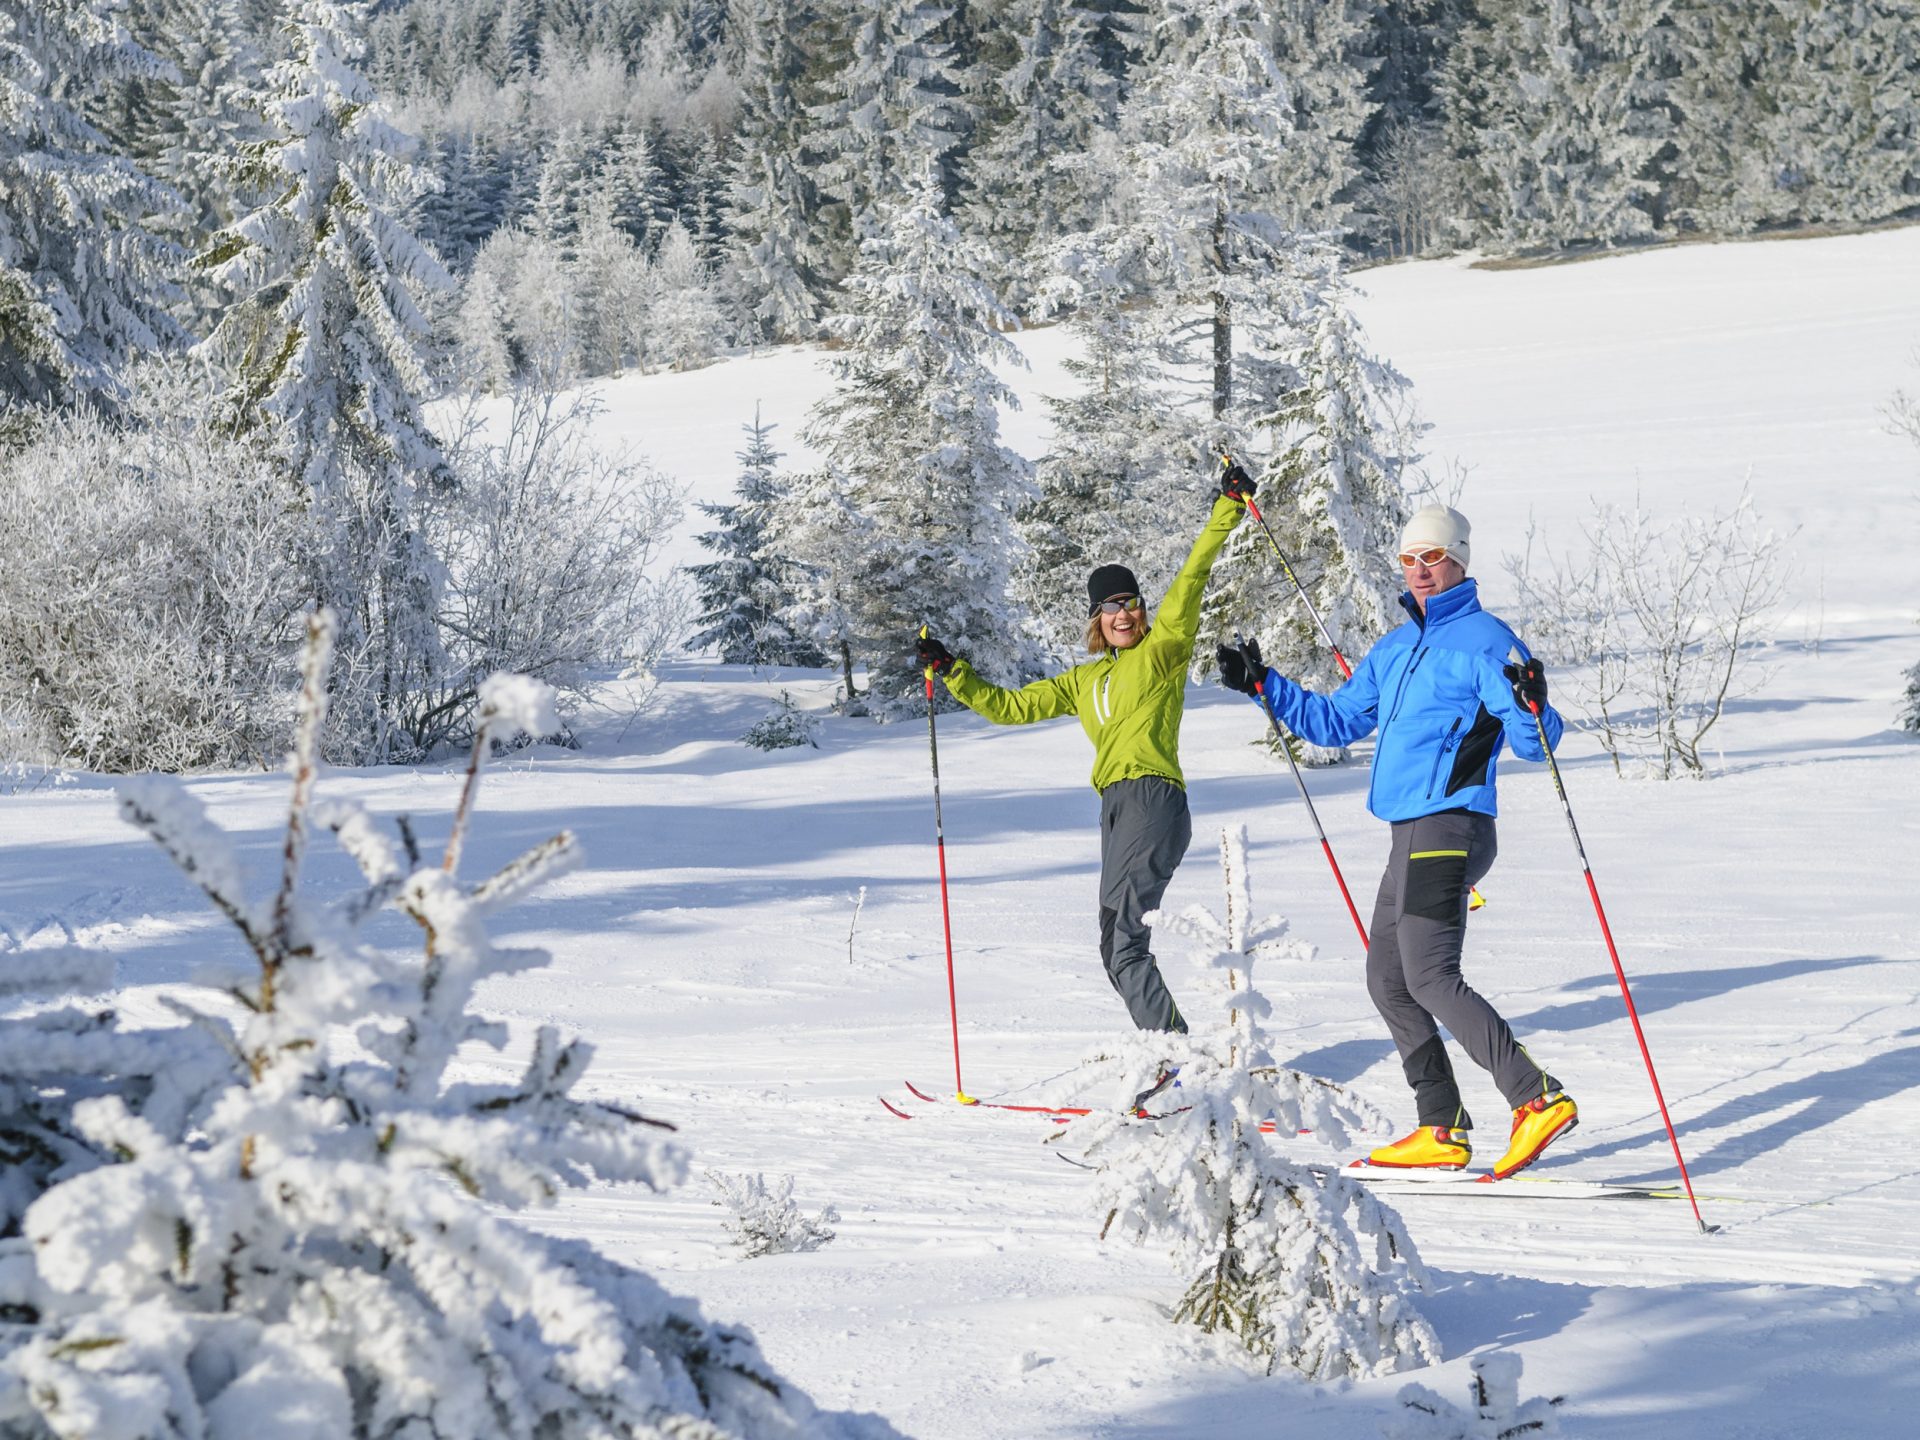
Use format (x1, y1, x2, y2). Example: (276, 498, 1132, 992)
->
(10, 228, 1920, 1437)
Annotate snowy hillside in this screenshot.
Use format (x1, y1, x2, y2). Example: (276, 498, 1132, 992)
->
(12, 229, 1920, 1438)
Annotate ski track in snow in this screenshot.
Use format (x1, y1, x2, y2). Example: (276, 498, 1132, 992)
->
(7, 229, 1920, 1437)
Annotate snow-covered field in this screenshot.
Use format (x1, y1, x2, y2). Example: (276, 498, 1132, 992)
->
(10, 228, 1920, 1437)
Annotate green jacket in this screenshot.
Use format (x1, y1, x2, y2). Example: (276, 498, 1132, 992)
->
(943, 495, 1245, 793)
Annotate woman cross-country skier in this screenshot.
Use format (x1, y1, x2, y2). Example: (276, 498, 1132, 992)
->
(1215, 503, 1579, 1179)
(913, 461, 1254, 1037)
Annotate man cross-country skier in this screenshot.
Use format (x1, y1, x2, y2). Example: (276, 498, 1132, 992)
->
(1215, 503, 1579, 1179)
(913, 461, 1254, 1037)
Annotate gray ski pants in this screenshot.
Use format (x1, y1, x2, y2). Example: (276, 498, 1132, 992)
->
(1097, 777, 1191, 1033)
(1366, 809, 1557, 1127)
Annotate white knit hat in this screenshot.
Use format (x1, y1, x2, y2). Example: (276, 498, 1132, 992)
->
(1398, 504, 1471, 571)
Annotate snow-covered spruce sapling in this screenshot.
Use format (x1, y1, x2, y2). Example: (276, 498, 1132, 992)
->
(0, 611, 902, 1440)
(1387, 1351, 1563, 1439)
(741, 692, 821, 750)
(1074, 828, 1438, 1380)
(707, 1172, 839, 1259)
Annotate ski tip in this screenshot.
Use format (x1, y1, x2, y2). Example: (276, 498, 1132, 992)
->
(879, 1095, 913, 1120)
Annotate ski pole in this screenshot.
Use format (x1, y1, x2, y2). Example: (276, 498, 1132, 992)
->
(1242, 634, 1370, 951)
(1508, 647, 1709, 1234)
(920, 626, 974, 1105)
(1222, 453, 1355, 681)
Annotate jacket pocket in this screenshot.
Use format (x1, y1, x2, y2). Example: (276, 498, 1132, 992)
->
(1425, 717, 1463, 800)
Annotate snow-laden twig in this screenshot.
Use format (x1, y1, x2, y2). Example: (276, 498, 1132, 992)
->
(1388, 1351, 1564, 1438)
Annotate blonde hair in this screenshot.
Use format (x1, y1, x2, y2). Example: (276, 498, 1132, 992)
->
(1084, 613, 1150, 656)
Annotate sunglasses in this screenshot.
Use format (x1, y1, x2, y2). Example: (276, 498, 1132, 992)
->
(1097, 595, 1144, 614)
(1396, 546, 1453, 568)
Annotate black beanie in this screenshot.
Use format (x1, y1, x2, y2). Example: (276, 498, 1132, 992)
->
(1086, 563, 1140, 616)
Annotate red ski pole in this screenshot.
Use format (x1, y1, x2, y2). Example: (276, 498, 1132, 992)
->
(1227, 455, 1486, 910)
(1509, 649, 1709, 1234)
(1242, 635, 1370, 951)
(920, 627, 974, 1105)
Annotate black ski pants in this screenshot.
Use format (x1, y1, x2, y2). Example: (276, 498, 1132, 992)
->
(1097, 776, 1190, 1033)
(1366, 808, 1557, 1128)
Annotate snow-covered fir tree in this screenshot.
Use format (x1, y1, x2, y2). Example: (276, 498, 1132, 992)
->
(1441, 0, 1667, 250)
(1015, 246, 1211, 661)
(570, 192, 648, 376)
(810, 0, 975, 269)
(0, 615, 905, 1440)
(725, 0, 829, 341)
(601, 120, 672, 253)
(959, 0, 1133, 314)
(1749, 0, 1920, 229)
(201, 0, 454, 759)
(1264, 0, 1378, 235)
(786, 165, 1035, 716)
(1073, 828, 1439, 1379)
(644, 219, 727, 372)
(1201, 247, 1417, 690)
(689, 410, 829, 668)
(0, 0, 188, 407)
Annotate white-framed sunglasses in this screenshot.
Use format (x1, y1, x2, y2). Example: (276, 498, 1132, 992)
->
(1396, 545, 1455, 569)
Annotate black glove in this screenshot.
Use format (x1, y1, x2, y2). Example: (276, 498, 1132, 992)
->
(1215, 637, 1266, 698)
(916, 632, 956, 674)
(1218, 456, 1258, 503)
(1503, 656, 1547, 712)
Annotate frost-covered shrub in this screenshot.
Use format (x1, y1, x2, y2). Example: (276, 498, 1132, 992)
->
(1074, 829, 1437, 1380)
(1388, 1351, 1563, 1438)
(708, 1171, 838, 1258)
(0, 614, 902, 1440)
(742, 693, 820, 751)
(1506, 491, 1791, 778)
(0, 366, 316, 772)
(406, 385, 687, 754)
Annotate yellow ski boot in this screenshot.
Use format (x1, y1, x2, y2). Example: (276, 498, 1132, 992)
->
(1492, 1092, 1578, 1179)
(1362, 1125, 1472, 1170)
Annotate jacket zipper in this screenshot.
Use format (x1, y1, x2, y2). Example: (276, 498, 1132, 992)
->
(1378, 645, 1430, 779)
(1426, 716, 1463, 799)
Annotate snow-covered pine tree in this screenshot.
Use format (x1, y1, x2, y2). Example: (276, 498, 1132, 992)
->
(570, 191, 647, 376)
(1751, 0, 1920, 229)
(959, 0, 1130, 315)
(810, 0, 975, 259)
(201, 0, 455, 760)
(601, 120, 672, 252)
(725, 0, 829, 342)
(644, 219, 726, 372)
(0, 614, 905, 1440)
(1073, 827, 1438, 1380)
(1117, 0, 1299, 423)
(689, 409, 829, 667)
(789, 164, 1035, 716)
(1264, 0, 1378, 236)
(1015, 244, 1212, 661)
(1440, 0, 1667, 251)
(0, 0, 188, 407)
(1900, 659, 1920, 734)
(1201, 246, 1417, 690)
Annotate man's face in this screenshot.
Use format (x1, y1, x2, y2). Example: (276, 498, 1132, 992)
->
(1400, 548, 1466, 612)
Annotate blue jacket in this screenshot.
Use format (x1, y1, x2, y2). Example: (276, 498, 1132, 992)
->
(1254, 578, 1563, 823)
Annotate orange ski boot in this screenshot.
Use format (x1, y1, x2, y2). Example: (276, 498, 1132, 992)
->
(1361, 1125, 1472, 1170)
(1492, 1092, 1578, 1179)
